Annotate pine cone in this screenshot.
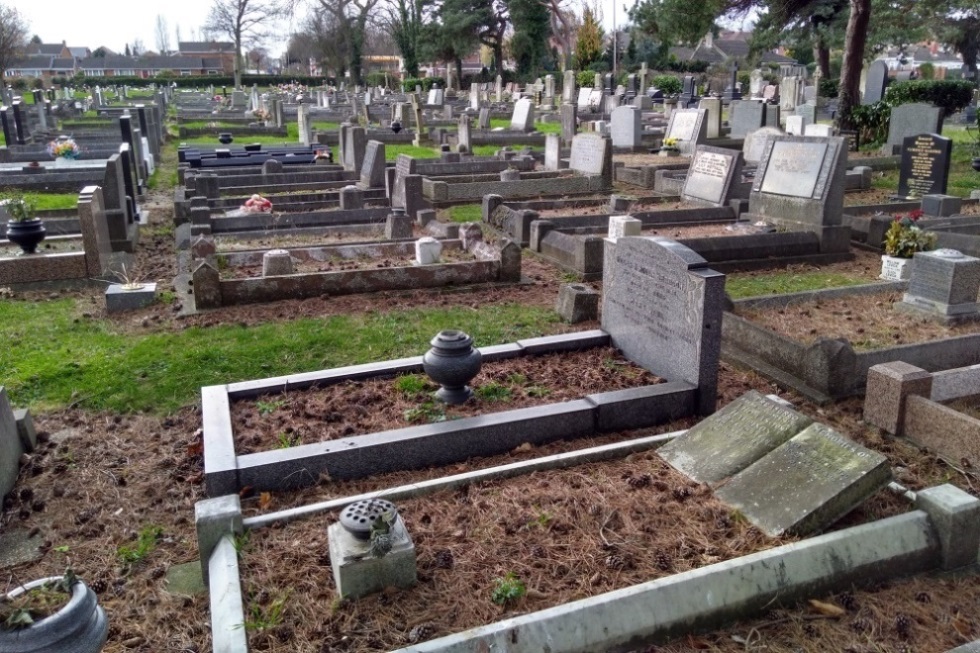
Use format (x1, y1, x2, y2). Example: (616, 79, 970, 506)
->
(370, 533, 393, 558)
(605, 554, 632, 570)
(895, 614, 913, 639)
(627, 474, 651, 489)
(89, 579, 108, 594)
(433, 549, 454, 569)
(408, 622, 435, 643)
(671, 486, 691, 502)
(654, 549, 672, 571)
(530, 545, 546, 558)
(914, 591, 931, 603)
(838, 591, 857, 611)
(653, 480, 669, 492)
(850, 617, 873, 633)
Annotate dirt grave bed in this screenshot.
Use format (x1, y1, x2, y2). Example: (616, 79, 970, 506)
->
(213, 229, 387, 252)
(230, 347, 663, 454)
(218, 247, 477, 281)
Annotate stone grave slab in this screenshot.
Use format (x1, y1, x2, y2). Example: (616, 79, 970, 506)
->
(0, 529, 43, 570)
(360, 140, 386, 188)
(166, 560, 207, 596)
(682, 145, 744, 206)
(658, 391, 813, 485)
(511, 98, 534, 132)
(601, 237, 725, 415)
(729, 101, 765, 139)
(715, 422, 891, 536)
(897, 133, 952, 199)
(665, 109, 707, 155)
(569, 134, 612, 186)
(886, 103, 942, 154)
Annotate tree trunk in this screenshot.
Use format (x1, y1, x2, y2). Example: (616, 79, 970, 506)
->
(455, 58, 463, 86)
(836, 0, 871, 131)
(234, 31, 243, 89)
(814, 34, 831, 79)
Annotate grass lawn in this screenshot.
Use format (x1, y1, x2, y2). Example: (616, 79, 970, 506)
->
(447, 204, 482, 223)
(725, 271, 872, 300)
(0, 299, 560, 413)
(490, 118, 561, 135)
(33, 193, 78, 210)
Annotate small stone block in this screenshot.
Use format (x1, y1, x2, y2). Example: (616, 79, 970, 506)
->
(191, 235, 217, 259)
(915, 484, 980, 570)
(105, 283, 157, 314)
(608, 215, 641, 241)
(863, 362, 933, 436)
(262, 249, 294, 277)
(195, 494, 243, 582)
(328, 520, 417, 599)
(415, 237, 442, 265)
(13, 409, 36, 453)
(416, 209, 436, 226)
(556, 283, 599, 323)
(921, 194, 962, 218)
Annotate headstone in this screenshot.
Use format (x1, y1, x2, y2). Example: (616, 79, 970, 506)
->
(478, 107, 491, 130)
(750, 70, 764, 97)
(886, 103, 943, 155)
(664, 109, 707, 155)
(682, 145, 745, 206)
(601, 237, 724, 415)
(563, 70, 576, 103)
(679, 75, 698, 108)
(897, 133, 952, 198)
(0, 388, 23, 498)
(764, 104, 780, 128)
(359, 140, 386, 188)
(560, 103, 577, 145)
(510, 98, 535, 132)
(804, 123, 833, 137)
(568, 134, 612, 187)
(426, 88, 444, 106)
(457, 115, 471, 152)
(698, 98, 722, 139)
(785, 115, 806, 135)
(495, 75, 503, 102)
(729, 101, 765, 138)
(900, 249, 980, 320)
(391, 154, 418, 208)
(343, 126, 367, 173)
(297, 104, 312, 145)
(864, 60, 889, 105)
(779, 76, 799, 112)
(544, 133, 562, 171)
(0, 107, 11, 146)
(610, 106, 642, 148)
(469, 83, 480, 111)
(415, 237, 442, 265)
(659, 391, 813, 485)
(715, 422, 890, 536)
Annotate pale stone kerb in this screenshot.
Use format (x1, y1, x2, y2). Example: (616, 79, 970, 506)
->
(196, 494, 243, 586)
(863, 362, 933, 437)
(915, 484, 980, 570)
(208, 535, 248, 653)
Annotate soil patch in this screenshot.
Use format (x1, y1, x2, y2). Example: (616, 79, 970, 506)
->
(231, 347, 663, 454)
(219, 247, 477, 280)
(214, 229, 387, 252)
(735, 291, 980, 350)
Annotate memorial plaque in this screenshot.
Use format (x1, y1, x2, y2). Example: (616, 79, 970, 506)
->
(682, 145, 741, 205)
(758, 140, 829, 198)
(601, 237, 725, 414)
(658, 391, 813, 485)
(897, 133, 952, 199)
(665, 109, 704, 143)
(568, 134, 610, 176)
(510, 98, 534, 131)
(716, 423, 891, 536)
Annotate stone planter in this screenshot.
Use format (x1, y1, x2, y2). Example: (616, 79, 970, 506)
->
(5, 219, 46, 255)
(422, 330, 482, 404)
(0, 577, 108, 653)
(880, 254, 912, 281)
(972, 157, 980, 173)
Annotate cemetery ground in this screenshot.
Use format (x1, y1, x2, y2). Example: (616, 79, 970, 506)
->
(4, 126, 980, 651)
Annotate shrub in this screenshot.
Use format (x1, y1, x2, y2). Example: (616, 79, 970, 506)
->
(916, 62, 935, 80)
(401, 76, 445, 93)
(10, 77, 27, 91)
(849, 101, 891, 147)
(818, 77, 839, 98)
(576, 70, 595, 88)
(884, 79, 974, 117)
(363, 71, 390, 88)
(651, 74, 682, 95)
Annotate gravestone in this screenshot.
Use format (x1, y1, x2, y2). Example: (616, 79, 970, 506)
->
(698, 98, 722, 139)
(748, 135, 848, 252)
(359, 140, 386, 188)
(426, 88, 444, 106)
(510, 98, 535, 132)
(886, 103, 943, 155)
(343, 126, 367, 173)
(457, 115, 472, 152)
(729, 101, 765, 138)
(568, 134, 612, 187)
(0, 107, 11, 145)
(764, 104, 780, 128)
(750, 69, 764, 97)
(679, 76, 698, 108)
(560, 103, 577, 145)
(785, 115, 806, 135)
(897, 133, 952, 198)
(610, 106, 642, 148)
(743, 127, 785, 165)
(900, 249, 980, 322)
(659, 391, 813, 485)
(804, 123, 833, 137)
(601, 237, 725, 415)
(0, 388, 23, 498)
(544, 133, 562, 171)
(391, 154, 418, 209)
(664, 109, 707, 155)
(563, 70, 576, 103)
(714, 422, 891, 536)
(478, 107, 491, 130)
(297, 104, 312, 145)
(779, 76, 800, 112)
(682, 145, 745, 206)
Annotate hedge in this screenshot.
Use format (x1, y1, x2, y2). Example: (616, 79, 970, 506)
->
(402, 77, 446, 93)
(884, 79, 974, 117)
(65, 74, 331, 89)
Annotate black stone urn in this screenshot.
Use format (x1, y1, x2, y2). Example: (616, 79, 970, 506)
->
(6, 218, 46, 254)
(422, 330, 482, 404)
(391, 120, 402, 134)
(972, 157, 980, 172)
(218, 132, 234, 144)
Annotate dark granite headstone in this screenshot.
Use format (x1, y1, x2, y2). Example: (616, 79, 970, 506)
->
(601, 237, 725, 415)
(10, 101, 25, 144)
(864, 60, 889, 105)
(886, 103, 943, 154)
(897, 133, 952, 198)
(0, 106, 11, 145)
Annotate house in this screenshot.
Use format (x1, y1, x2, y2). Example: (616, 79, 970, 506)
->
(24, 42, 72, 59)
(178, 42, 236, 73)
(670, 31, 797, 67)
(78, 55, 226, 78)
(7, 55, 77, 79)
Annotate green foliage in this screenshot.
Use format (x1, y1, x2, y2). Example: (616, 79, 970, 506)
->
(276, 432, 302, 448)
(363, 72, 390, 88)
(884, 79, 975, 117)
(818, 77, 839, 98)
(255, 398, 286, 415)
(651, 74, 681, 95)
(244, 591, 289, 631)
(575, 6, 604, 70)
(849, 102, 891, 148)
(395, 374, 431, 395)
(404, 402, 446, 423)
(509, 0, 552, 75)
(117, 525, 163, 564)
(401, 77, 445, 92)
(917, 62, 935, 80)
(491, 572, 526, 605)
(884, 214, 936, 257)
(725, 271, 871, 299)
(475, 381, 512, 402)
(0, 192, 38, 221)
(448, 204, 482, 223)
(576, 70, 595, 88)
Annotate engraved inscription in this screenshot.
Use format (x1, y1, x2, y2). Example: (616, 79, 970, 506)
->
(899, 135, 947, 197)
(684, 150, 731, 204)
(667, 110, 699, 142)
(759, 141, 828, 198)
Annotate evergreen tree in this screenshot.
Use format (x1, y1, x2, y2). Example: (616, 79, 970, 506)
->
(575, 5, 603, 70)
(508, 0, 552, 76)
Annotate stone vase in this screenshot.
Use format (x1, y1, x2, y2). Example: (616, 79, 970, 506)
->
(972, 157, 980, 173)
(6, 219, 46, 255)
(880, 254, 912, 281)
(0, 577, 108, 653)
(422, 330, 482, 404)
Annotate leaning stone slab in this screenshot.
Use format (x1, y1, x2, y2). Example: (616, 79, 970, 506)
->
(0, 387, 22, 498)
(658, 390, 812, 485)
(716, 423, 891, 536)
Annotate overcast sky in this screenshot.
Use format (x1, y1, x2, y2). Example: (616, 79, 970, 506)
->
(13, 0, 296, 58)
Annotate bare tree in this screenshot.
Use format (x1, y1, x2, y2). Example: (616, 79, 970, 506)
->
(308, 0, 383, 85)
(0, 3, 29, 84)
(155, 14, 171, 54)
(205, 0, 282, 88)
(175, 24, 183, 50)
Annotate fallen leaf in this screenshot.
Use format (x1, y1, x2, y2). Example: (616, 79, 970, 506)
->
(186, 441, 203, 457)
(808, 599, 845, 617)
(259, 492, 273, 510)
(952, 614, 973, 638)
(513, 442, 533, 453)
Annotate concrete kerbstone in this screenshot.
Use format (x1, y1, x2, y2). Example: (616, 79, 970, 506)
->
(864, 362, 933, 436)
(106, 283, 157, 313)
(195, 494, 243, 583)
(556, 283, 599, 323)
(915, 484, 980, 570)
(208, 536, 248, 653)
(13, 408, 36, 453)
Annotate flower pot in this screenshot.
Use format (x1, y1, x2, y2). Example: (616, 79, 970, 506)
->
(6, 219, 46, 255)
(422, 330, 482, 404)
(218, 132, 233, 144)
(972, 157, 980, 172)
(0, 577, 108, 653)
(880, 254, 912, 281)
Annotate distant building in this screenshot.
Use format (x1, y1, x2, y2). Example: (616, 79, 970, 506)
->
(178, 42, 236, 74)
(670, 31, 797, 67)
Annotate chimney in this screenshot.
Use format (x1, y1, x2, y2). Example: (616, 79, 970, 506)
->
(704, 31, 713, 48)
